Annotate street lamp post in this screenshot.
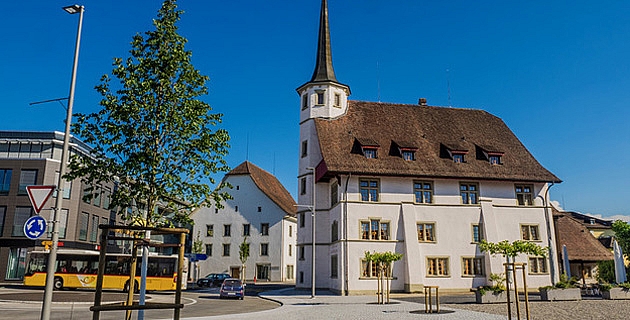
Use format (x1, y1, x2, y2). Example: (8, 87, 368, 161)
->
(307, 167, 316, 298)
(41, 5, 84, 320)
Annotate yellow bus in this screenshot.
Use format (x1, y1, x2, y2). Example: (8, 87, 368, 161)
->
(24, 249, 187, 291)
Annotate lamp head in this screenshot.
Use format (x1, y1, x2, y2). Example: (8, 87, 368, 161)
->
(63, 4, 83, 14)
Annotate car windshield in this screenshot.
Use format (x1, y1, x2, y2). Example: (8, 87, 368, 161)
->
(223, 280, 241, 286)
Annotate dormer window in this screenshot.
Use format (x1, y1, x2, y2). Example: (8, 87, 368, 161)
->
(441, 143, 468, 163)
(316, 90, 325, 105)
(393, 141, 418, 161)
(477, 145, 504, 165)
(363, 147, 377, 159)
(402, 150, 415, 161)
(489, 155, 501, 165)
(452, 152, 466, 163)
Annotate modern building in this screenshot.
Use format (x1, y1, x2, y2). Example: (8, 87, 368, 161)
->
(0, 131, 117, 283)
(191, 161, 297, 282)
(296, 0, 562, 294)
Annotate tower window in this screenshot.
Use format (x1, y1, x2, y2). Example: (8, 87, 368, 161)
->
(301, 140, 308, 157)
(334, 93, 341, 107)
(316, 91, 325, 105)
(300, 177, 307, 195)
(302, 94, 308, 110)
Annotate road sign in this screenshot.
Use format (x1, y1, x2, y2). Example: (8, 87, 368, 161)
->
(24, 215, 47, 239)
(26, 185, 56, 214)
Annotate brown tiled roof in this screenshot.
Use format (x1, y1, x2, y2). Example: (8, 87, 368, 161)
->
(227, 161, 297, 216)
(315, 101, 561, 182)
(554, 213, 613, 262)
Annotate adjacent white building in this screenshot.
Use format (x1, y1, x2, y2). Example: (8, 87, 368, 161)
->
(296, 0, 562, 294)
(191, 161, 297, 282)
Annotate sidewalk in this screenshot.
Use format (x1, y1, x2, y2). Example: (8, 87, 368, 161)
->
(174, 288, 508, 320)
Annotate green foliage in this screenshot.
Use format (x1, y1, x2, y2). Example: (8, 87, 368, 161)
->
(553, 273, 578, 289)
(599, 283, 614, 292)
(66, 0, 230, 226)
(479, 239, 548, 258)
(364, 251, 403, 264)
(478, 273, 506, 295)
(192, 231, 204, 253)
(239, 237, 250, 265)
(597, 260, 616, 284)
(612, 220, 630, 261)
(619, 282, 630, 290)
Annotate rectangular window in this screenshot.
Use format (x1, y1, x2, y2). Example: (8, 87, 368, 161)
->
(0, 207, 5, 237)
(515, 184, 534, 206)
(93, 185, 102, 207)
(289, 225, 293, 237)
(5, 247, 27, 280)
(12, 207, 31, 237)
(331, 181, 338, 207)
(360, 219, 389, 240)
(402, 150, 415, 161)
(78, 212, 89, 241)
(18, 169, 37, 195)
(300, 177, 307, 195)
(206, 224, 214, 237)
(299, 271, 304, 283)
(223, 244, 230, 256)
(361, 260, 392, 278)
(224, 224, 231, 237)
(90, 215, 99, 242)
(316, 91, 324, 105)
(299, 246, 305, 260)
(472, 224, 483, 243)
(334, 93, 341, 107)
(302, 94, 308, 110)
(331, 221, 339, 242)
(413, 181, 433, 204)
(489, 155, 501, 165)
(0, 169, 12, 195)
(521, 224, 540, 241)
(289, 244, 292, 256)
(462, 257, 484, 276)
(300, 212, 305, 228)
(359, 179, 379, 202)
(529, 257, 548, 274)
(243, 224, 250, 236)
(417, 222, 436, 242)
(261, 223, 269, 236)
(301, 140, 308, 158)
(258, 206, 262, 212)
(427, 257, 449, 277)
(205, 244, 212, 256)
(83, 184, 91, 204)
(453, 154, 464, 163)
(260, 243, 269, 256)
(287, 265, 294, 280)
(460, 183, 479, 204)
(102, 187, 111, 209)
(331, 255, 338, 278)
(363, 148, 377, 159)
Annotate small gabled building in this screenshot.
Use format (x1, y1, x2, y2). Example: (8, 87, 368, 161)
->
(296, 0, 562, 294)
(191, 161, 297, 282)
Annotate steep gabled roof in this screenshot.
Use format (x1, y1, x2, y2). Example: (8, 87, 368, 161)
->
(554, 212, 613, 262)
(315, 101, 561, 182)
(227, 161, 296, 216)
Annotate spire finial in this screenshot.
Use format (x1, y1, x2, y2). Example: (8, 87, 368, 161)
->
(310, 0, 337, 82)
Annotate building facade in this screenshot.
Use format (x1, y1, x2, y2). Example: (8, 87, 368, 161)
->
(0, 131, 117, 282)
(191, 161, 297, 282)
(296, 0, 562, 294)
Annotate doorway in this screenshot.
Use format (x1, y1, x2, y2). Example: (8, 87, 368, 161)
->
(230, 267, 240, 279)
(256, 264, 270, 281)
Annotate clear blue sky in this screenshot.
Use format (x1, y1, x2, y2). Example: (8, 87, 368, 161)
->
(2, 1, 629, 217)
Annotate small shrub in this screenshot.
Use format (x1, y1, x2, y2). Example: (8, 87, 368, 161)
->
(600, 283, 613, 292)
(597, 260, 615, 283)
(479, 273, 506, 295)
(619, 282, 630, 290)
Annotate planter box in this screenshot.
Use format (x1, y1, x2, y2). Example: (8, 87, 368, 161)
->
(475, 290, 514, 304)
(602, 288, 630, 300)
(539, 288, 581, 301)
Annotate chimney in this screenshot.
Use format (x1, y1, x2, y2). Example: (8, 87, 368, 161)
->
(418, 98, 427, 106)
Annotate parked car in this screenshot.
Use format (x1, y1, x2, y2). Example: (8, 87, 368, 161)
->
(219, 278, 245, 300)
(197, 273, 230, 287)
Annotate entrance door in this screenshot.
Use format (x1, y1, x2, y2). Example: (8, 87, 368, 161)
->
(230, 267, 240, 279)
(256, 264, 270, 281)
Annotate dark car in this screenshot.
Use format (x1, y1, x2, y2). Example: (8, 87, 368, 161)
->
(219, 278, 245, 299)
(197, 273, 231, 287)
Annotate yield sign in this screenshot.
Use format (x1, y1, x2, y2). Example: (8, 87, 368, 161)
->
(26, 185, 56, 214)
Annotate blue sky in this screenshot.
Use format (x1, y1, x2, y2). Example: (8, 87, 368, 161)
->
(2, 1, 629, 217)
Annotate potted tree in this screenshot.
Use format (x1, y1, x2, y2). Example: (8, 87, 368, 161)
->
(364, 251, 403, 304)
(475, 273, 509, 303)
(539, 273, 581, 301)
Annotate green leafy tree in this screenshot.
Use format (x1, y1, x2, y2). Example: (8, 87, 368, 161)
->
(67, 0, 230, 226)
(192, 231, 204, 254)
(597, 260, 615, 284)
(364, 251, 403, 304)
(612, 220, 630, 261)
(239, 237, 250, 281)
(479, 239, 548, 259)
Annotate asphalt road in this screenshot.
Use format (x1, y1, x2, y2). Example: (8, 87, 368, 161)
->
(0, 283, 289, 320)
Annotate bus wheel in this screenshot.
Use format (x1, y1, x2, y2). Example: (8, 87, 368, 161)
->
(53, 277, 64, 290)
(124, 281, 140, 293)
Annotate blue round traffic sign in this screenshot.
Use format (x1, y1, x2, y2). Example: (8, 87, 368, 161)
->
(24, 215, 47, 240)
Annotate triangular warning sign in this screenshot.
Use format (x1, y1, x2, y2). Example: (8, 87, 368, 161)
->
(26, 185, 56, 214)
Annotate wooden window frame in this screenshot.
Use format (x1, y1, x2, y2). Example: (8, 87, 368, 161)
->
(515, 184, 534, 206)
(460, 182, 479, 205)
(417, 222, 436, 243)
(426, 257, 450, 277)
(520, 224, 541, 241)
(413, 181, 433, 204)
(461, 256, 484, 277)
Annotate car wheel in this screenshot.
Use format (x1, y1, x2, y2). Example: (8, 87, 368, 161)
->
(240, 296, 244, 300)
(53, 277, 63, 290)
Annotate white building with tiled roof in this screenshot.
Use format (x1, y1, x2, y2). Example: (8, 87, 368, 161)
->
(296, 0, 561, 294)
(191, 161, 297, 282)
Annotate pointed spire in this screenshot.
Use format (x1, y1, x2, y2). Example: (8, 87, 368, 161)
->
(310, 0, 337, 83)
